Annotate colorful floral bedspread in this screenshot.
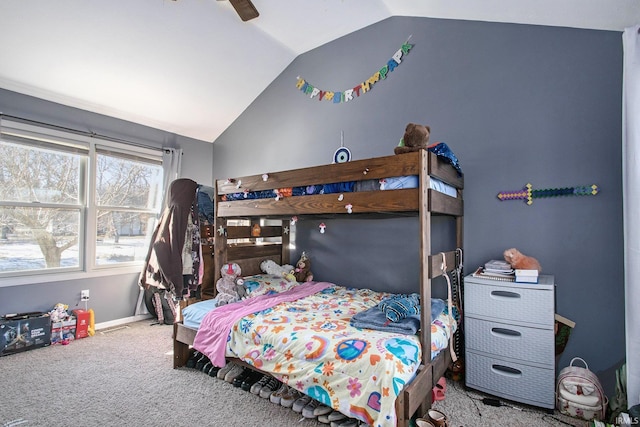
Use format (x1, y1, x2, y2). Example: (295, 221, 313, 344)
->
(216, 275, 456, 427)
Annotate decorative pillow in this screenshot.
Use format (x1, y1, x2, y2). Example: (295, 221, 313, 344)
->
(243, 274, 299, 297)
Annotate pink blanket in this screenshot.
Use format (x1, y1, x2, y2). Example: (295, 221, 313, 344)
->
(193, 281, 332, 367)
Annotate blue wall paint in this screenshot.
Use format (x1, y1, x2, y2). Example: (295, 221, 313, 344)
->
(212, 17, 624, 393)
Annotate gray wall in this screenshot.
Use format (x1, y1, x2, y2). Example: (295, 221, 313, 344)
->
(212, 17, 624, 393)
(0, 88, 215, 323)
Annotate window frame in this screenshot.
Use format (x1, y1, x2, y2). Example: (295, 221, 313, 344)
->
(0, 117, 164, 287)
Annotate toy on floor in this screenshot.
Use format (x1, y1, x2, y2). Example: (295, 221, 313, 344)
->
(216, 263, 247, 306)
(446, 358, 464, 382)
(87, 308, 95, 336)
(293, 251, 313, 282)
(503, 248, 542, 272)
(432, 377, 447, 402)
(49, 303, 70, 322)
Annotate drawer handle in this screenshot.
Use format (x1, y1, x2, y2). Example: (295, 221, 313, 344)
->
(490, 290, 521, 299)
(491, 364, 522, 378)
(491, 327, 521, 339)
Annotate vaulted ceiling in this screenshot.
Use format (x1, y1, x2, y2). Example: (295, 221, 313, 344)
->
(1, 0, 638, 142)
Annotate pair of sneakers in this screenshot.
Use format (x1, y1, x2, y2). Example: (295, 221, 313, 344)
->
(191, 351, 210, 371)
(301, 398, 332, 419)
(278, 387, 301, 408)
(201, 361, 220, 377)
(258, 376, 282, 399)
(238, 370, 263, 391)
(216, 361, 241, 381)
(290, 393, 355, 426)
(246, 374, 281, 399)
(269, 383, 291, 404)
(329, 417, 360, 427)
(319, 410, 348, 425)
(250, 374, 271, 395)
(292, 393, 312, 413)
(186, 351, 203, 369)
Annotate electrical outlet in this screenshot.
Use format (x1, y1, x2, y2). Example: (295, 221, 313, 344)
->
(81, 290, 90, 301)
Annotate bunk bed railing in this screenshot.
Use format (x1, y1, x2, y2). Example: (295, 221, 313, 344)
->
(217, 188, 462, 218)
(216, 151, 462, 195)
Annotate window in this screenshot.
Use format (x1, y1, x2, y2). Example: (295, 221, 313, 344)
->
(0, 117, 164, 278)
(94, 149, 163, 266)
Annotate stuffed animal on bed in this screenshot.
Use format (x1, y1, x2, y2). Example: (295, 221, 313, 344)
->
(215, 263, 247, 306)
(503, 248, 542, 272)
(260, 259, 295, 280)
(293, 251, 313, 282)
(394, 123, 431, 155)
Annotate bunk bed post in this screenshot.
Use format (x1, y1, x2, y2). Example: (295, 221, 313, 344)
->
(419, 150, 432, 366)
(213, 184, 227, 287)
(281, 219, 291, 266)
(414, 149, 434, 424)
(456, 185, 464, 250)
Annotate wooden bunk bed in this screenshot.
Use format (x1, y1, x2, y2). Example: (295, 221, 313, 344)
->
(173, 150, 463, 427)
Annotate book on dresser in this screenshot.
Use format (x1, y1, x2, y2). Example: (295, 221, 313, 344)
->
(515, 269, 539, 283)
(484, 259, 514, 274)
(472, 266, 515, 282)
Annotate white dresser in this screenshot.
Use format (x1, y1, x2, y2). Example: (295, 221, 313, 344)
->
(464, 273, 556, 409)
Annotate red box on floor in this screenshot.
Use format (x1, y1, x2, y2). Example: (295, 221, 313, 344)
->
(72, 309, 90, 339)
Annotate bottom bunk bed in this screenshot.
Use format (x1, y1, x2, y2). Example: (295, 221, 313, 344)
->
(173, 273, 460, 427)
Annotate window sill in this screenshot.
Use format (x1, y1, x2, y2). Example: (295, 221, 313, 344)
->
(0, 265, 142, 288)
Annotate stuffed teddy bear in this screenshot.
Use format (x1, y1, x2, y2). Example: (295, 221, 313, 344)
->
(215, 263, 247, 306)
(394, 123, 431, 155)
(503, 248, 542, 272)
(260, 259, 295, 279)
(293, 251, 313, 282)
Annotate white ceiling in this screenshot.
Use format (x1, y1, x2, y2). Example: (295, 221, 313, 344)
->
(1, 0, 638, 143)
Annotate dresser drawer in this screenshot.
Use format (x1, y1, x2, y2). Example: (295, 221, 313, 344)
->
(464, 281, 554, 326)
(465, 351, 555, 408)
(465, 317, 554, 366)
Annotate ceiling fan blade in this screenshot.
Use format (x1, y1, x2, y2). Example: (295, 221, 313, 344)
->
(228, 0, 259, 21)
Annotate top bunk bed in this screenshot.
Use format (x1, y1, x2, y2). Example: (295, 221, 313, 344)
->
(215, 150, 462, 218)
(175, 149, 464, 427)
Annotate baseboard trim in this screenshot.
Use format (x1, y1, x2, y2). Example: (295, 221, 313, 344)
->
(95, 314, 152, 331)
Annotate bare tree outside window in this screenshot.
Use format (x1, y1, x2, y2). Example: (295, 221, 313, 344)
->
(0, 139, 163, 274)
(0, 142, 81, 270)
(94, 151, 162, 266)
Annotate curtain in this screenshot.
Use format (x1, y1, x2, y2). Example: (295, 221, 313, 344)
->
(135, 147, 183, 316)
(162, 148, 183, 207)
(623, 25, 640, 409)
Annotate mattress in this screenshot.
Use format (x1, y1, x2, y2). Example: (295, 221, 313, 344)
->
(184, 274, 457, 427)
(221, 175, 457, 201)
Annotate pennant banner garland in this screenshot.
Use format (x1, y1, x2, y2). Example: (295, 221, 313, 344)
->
(296, 41, 413, 104)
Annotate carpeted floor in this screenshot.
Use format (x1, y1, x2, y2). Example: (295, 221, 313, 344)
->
(0, 320, 587, 427)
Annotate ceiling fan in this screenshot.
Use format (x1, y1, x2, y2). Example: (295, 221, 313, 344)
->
(171, 0, 259, 21)
(221, 0, 260, 21)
